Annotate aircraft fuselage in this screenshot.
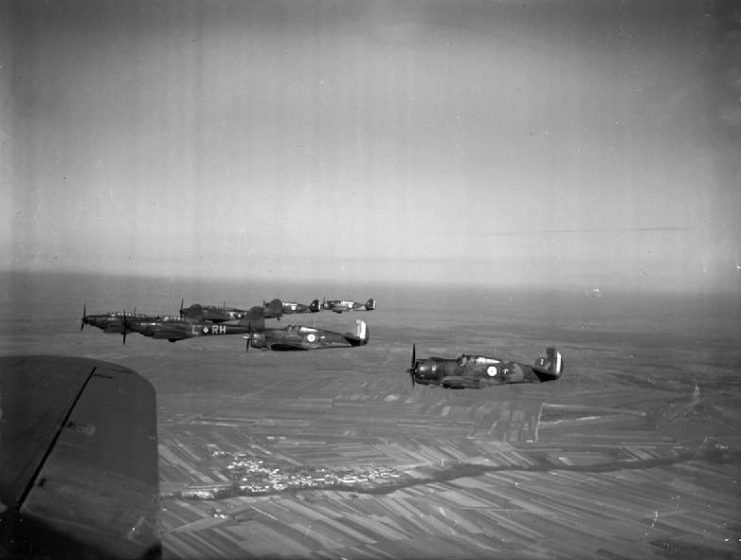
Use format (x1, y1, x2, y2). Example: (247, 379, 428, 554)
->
(412, 355, 543, 388)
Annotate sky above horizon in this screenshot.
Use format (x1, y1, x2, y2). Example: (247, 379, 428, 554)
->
(2, 0, 740, 294)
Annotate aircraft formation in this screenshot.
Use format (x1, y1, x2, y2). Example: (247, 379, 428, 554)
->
(2, 296, 567, 556)
(80, 296, 374, 350)
(80, 295, 564, 390)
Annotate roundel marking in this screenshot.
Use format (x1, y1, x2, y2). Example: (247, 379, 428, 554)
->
(306, 333, 317, 343)
(202, 326, 210, 334)
(486, 366, 498, 377)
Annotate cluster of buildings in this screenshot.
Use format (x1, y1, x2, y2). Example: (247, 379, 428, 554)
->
(179, 452, 403, 500)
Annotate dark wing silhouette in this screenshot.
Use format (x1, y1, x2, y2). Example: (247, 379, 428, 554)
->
(0, 355, 160, 559)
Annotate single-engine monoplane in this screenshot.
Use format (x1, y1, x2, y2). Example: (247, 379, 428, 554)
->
(245, 319, 369, 351)
(280, 299, 322, 315)
(408, 346, 563, 389)
(322, 298, 376, 313)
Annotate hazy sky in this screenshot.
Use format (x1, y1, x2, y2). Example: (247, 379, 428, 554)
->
(2, 0, 740, 293)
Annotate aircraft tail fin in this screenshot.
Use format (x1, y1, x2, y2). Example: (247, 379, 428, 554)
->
(238, 307, 266, 330)
(264, 298, 283, 319)
(347, 319, 369, 346)
(364, 298, 376, 311)
(532, 347, 563, 382)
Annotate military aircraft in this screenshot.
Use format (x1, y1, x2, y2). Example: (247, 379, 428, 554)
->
(408, 345, 563, 388)
(179, 300, 250, 323)
(80, 304, 160, 334)
(245, 319, 369, 351)
(124, 308, 266, 344)
(0, 355, 161, 559)
(280, 299, 322, 315)
(322, 297, 376, 313)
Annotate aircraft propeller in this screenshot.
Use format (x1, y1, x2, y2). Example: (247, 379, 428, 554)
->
(408, 344, 417, 388)
(245, 325, 252, 352)
(122, 309, 128, 346)
(179, 298, 184, 318)
(80, 303, 87, 331)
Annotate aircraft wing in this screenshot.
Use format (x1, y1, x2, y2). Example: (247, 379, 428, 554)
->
(440, 375, 480, 389)
(268, 342, 311, 351)
(0, 355, 160, 559)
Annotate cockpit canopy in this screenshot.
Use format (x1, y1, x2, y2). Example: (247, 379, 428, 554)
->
(458, 355, 501, 366)
(286, 325, 317, 334)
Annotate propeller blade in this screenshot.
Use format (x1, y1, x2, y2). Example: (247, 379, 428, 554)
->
(122, 309, 128, 346)
(409, 344, 417, 388)
(180, 298, 184, 317)
(80, 303, 87, 331)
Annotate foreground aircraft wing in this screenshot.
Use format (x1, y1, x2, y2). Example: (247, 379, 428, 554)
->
(0, 355, 160, 560)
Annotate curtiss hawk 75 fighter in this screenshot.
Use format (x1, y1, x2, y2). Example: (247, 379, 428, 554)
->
(322, 298, 376, 313)
(245, 319, 369, 351)
(408, 346, 563, 389)
(280, 299, 322, 315)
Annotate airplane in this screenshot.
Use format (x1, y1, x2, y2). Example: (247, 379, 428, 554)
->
(0, 355, 161, 559)
(408, 345, 564, 389)
(179, 300, 251, 323)
(322, 297, 376, 314)
(124, 308, 266, 344)
(80, 304, 160, 334)
(245, 319, 369, 351)
(280, 299, 322, 315)
(262, 298, 285, 320)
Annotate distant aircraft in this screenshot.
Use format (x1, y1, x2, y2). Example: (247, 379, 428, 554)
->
(408, 346, 564, 389)
(0, 355, 161, 559)
(80, 304, 160, 334)
(245, 319, 369, 351)
(125, 308, 266, 343)
(280, 299, 322, 315)
(179, 300, 251, 323)
(322, 297, 376, 313)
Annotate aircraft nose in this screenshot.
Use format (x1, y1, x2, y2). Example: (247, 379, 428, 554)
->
(415, 361, 434, 378)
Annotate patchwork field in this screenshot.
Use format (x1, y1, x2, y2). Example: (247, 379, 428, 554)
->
(2, 273, 740, 559)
